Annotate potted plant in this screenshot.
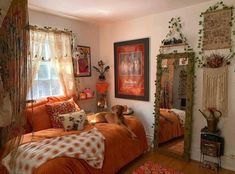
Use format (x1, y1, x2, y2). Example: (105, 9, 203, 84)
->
(93, 60, 110, 81)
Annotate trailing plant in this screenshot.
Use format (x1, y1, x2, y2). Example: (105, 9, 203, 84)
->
(160, 17, 193, 53)
(155, 18, 195, 146)
(196, 1, 235, 68)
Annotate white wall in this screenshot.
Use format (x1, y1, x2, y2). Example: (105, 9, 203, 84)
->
(29, 9, 100, 112)
(99, 0, 235, 170)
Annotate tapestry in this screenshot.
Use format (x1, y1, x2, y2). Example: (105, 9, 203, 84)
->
(203, 9, 232, 50)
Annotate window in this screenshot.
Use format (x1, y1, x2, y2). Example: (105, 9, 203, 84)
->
(28, 61, 63, 100)
(28, 40, 64, 100)
(29, 29, 76, 100)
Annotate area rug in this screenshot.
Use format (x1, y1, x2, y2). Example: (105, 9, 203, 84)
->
(167, 140, 184, 155)
(133, 161, 184, 174)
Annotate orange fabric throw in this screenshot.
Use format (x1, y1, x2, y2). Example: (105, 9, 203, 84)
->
(2, 128, 105, 174)
(96, 82, 109, 94)
(0, 116, 148, 174)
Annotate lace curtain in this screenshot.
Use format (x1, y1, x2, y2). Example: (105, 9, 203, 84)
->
(27, 29, 46, 93)
(29, 28, 77, 99)
(50, 32, 77, 98)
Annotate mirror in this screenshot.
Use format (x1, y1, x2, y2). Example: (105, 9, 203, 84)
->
(154, 52, 194, 160)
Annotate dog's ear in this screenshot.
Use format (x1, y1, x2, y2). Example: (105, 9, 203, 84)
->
(123, 105, 128, 112)
(112, 105, 122, 111)
(119, 105, 124, 113)
(112, 105, 125, 115)
(111, 105, 116, 111)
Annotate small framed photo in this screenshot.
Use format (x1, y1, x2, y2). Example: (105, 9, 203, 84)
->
(114, 38, 149, 101)
(73, 45, 91, 77)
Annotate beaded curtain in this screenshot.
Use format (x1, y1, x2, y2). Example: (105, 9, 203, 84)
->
(0, 0, 28, 164)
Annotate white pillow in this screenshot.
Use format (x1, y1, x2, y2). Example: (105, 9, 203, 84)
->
(59, 110, 87, 131)
(58, 113, 75, 131)
(73, 110, 87, 130)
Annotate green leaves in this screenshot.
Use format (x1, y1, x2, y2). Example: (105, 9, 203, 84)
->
(196, 1, 235, 68)
(92, 66, 101, 73)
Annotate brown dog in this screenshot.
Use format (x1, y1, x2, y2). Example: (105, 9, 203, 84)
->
(91, 105, 136, 139)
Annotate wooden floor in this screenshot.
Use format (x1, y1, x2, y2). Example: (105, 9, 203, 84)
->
(159, 137, 184, 156)
(118, 150, 235, 174)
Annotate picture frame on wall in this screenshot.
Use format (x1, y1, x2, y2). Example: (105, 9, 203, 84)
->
(203, 9, 232, 50)
(114, 38, 149, 101)
(73, 45, 91, 77)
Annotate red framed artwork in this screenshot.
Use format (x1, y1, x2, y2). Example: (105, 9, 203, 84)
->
(73, 45, 91, 77)
(114, 38, 149, 101)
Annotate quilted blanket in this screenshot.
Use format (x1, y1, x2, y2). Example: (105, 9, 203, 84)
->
(2, 128, 105, 174)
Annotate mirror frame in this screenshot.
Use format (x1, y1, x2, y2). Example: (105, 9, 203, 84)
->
(153, 52, 195, 160)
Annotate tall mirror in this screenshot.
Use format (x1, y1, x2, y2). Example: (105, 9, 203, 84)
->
(154, 52, 194, 160)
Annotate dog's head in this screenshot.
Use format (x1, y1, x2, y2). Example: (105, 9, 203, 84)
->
(111, 105, 126, 116)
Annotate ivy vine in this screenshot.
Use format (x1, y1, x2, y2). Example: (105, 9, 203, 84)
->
(196, 1, 235, 68)
(160, 17, 193, 53)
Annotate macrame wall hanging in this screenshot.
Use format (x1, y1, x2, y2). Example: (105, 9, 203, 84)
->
(203, 66, 228, 116)
(197, 1, 235, 116)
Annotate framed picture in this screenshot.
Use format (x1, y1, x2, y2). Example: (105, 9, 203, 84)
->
(114, 38, 149, 101)
(73, 45, 91, 77)
(203, 9, 232, 50)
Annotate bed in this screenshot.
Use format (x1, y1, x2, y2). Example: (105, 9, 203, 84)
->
(158, 108, 184, 144)
(0, 115, 148, 174)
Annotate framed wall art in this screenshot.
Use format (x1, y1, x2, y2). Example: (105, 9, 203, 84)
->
(114, 38, 149, 101)
(196, 1, 235, 67)
(203, 9, 232, 50)
(73, 45, 91, 77)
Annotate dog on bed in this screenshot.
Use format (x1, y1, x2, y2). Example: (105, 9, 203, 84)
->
(91, 105, 137, 139)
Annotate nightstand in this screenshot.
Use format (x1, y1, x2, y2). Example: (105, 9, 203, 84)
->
(200, 129, 224, 172)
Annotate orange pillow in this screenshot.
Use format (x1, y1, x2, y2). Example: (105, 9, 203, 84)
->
(47, 96, 70, 102)
(25, 104, 52, 132)
(26, 98, 48, 108)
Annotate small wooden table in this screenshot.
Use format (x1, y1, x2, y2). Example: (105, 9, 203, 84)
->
(200, 128, 224, 172)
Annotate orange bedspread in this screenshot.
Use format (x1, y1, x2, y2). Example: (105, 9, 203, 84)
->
(158, 109, 184, 144)
(1, 116, 148, 174)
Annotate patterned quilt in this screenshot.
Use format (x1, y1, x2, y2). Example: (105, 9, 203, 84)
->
(2, 128, 105, 174)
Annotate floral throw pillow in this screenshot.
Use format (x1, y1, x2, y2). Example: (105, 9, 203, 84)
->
(73, 110, 86, 130)
(45, 101, 77, 128)
(58, 113, 75, 131)
(58, 110, 87, 131)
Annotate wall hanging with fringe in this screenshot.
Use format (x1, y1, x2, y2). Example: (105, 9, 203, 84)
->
(202, 66, 228, 116)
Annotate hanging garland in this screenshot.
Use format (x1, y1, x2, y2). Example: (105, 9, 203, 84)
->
(160, 17, 193, 53)
(196, 1, 235, 68)
(153, 17, 195, 149)
(29, 25, 77, 57)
